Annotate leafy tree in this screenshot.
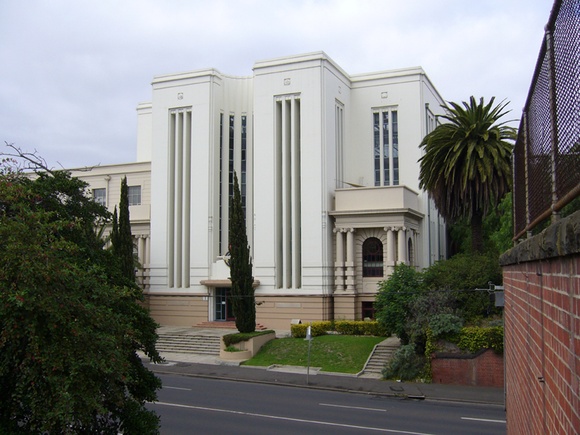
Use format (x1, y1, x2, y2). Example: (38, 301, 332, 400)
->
(419, 97, 516, 252)
(448, 192, 514, 256)
(0, 148, 161, 434)
(422, 252, 502, 322)
(405, 289, 460, 352)
(485, 192, 513, 253)
(375, 264, 423, 344)
(228, 172, 255, 333)
(382, 344, 425, 381)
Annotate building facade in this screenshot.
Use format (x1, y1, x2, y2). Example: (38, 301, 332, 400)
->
(74, 52, 446, 329)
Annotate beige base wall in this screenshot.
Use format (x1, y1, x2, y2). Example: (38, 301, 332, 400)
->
(333, 293, 357, 320)
(255, 295, 333, 330)
(144, 292, 375, 330)
(334, 293, 378, 320)
(144, 294, 208, 326)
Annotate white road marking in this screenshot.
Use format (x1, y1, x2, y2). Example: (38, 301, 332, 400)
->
(319, 403, 387, 412)
(163, 386, 191, 391)
(153, 401, 436, 434)
(461, 417, 506, 424)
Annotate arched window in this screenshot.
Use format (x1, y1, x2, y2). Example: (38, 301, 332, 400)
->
(363, 237, 383, 277)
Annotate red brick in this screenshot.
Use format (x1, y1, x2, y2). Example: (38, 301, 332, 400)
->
(503, 253, 580, 434)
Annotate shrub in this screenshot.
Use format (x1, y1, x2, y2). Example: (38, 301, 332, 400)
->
(375, 264, 423, 344)
(429, 314, 463, 340)
(334, 320, 387, 336)
(457, 326, 504, 354)
(290, 321, 331, 338)
(422, 252, 502, 322)
(382, 344, 425, 381)
(290, 321, 386, 338)
(404, 289, 458, 352)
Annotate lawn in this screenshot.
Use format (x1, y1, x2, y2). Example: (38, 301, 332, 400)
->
(242, 335, 385, 373)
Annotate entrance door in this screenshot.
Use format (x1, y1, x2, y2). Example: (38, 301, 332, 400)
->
(215, 288, 235, 321)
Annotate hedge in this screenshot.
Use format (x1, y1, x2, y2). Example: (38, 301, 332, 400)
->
(457, 326, 504, 354)
(290, 321, 386, 338)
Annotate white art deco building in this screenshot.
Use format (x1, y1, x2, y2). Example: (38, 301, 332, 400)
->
(72, 52, 447, 329)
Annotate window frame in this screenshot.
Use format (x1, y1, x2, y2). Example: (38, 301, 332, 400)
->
(127, 185, 141, 206)
(373, 107, 399, 186)
(92, 188, 106, 206)
(362, 237, 384, 277)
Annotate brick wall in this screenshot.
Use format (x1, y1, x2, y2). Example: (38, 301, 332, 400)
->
(431, 349, 504, 388)
(500, 212, 580, 434)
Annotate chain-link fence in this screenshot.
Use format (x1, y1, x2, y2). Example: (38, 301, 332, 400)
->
(513, 0, 580, 240)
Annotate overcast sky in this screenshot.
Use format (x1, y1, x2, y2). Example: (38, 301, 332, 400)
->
(0, 0, 553, 169)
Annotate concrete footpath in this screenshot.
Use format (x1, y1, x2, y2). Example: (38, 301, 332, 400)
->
(141, 327, 505, 407)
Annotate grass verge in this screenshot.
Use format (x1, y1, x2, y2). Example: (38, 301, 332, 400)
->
(242, 335, 384, 373)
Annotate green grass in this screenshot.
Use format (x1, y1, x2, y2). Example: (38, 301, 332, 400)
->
(242, 335, 384, 373)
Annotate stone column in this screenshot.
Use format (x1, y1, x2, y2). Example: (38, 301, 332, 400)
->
(138, 235, 145, 267)
(334, 228, 345, 291)
(385, 227, 395, 274)
(345, 228, 355, 292)
(398, 226, 407, 264)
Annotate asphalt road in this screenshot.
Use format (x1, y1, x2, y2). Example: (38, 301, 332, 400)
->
(148, 373, 506, 435)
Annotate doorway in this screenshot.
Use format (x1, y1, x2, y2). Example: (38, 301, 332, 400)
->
(215, 287, 235, 321)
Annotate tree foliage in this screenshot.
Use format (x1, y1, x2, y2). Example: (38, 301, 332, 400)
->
(112, 176, 135, 284)
(0, 148, 161, 433)
(419, 97, 516, 252)
(375, 252, 501, 354)
(448, 192, 514, 256)
(374, 264, 423, 344)
(422, 252, 502, 322)
(228, 172, 255, 333)
(382, 344, 425, 381)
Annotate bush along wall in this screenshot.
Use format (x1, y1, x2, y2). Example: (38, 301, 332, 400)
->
(426, 325, 504, 387)
(456, 326, 504, 354)
(290, 321, 386, 338)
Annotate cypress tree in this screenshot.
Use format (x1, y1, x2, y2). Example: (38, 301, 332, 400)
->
(228, 172, 255, 332)
(111, 206, 119, 257)
(114, 176, 135, 284)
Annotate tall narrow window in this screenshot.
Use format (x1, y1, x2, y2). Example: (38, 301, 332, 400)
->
(382, 112, 390, 185)
(362, 237, 383, 277)
(335, 102, 344, 188)
(228, 115, 235, 199)
(392, 111, 399, 185)
(241, 115, 247, 217)
(127, 186, 141, 206)
(218, 113, 224, 255)
(92, 188, 106, 206)
(373, 113, 380, 186)
(373, 109, 399, 186)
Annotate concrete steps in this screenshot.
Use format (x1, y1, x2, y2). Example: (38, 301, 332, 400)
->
(360, 338, 401, 378)
(156, 334, 222, 355)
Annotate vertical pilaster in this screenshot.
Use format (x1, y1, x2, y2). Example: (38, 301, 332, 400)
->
(345, 228, 355, 292)
(385, 227, 395, 274)
(397, 226, 407, 264)
(334, 228, 345, 291)
(138, 236, 145, 267)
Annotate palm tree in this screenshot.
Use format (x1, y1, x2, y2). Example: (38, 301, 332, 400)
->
(419, 97, 517, 253)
